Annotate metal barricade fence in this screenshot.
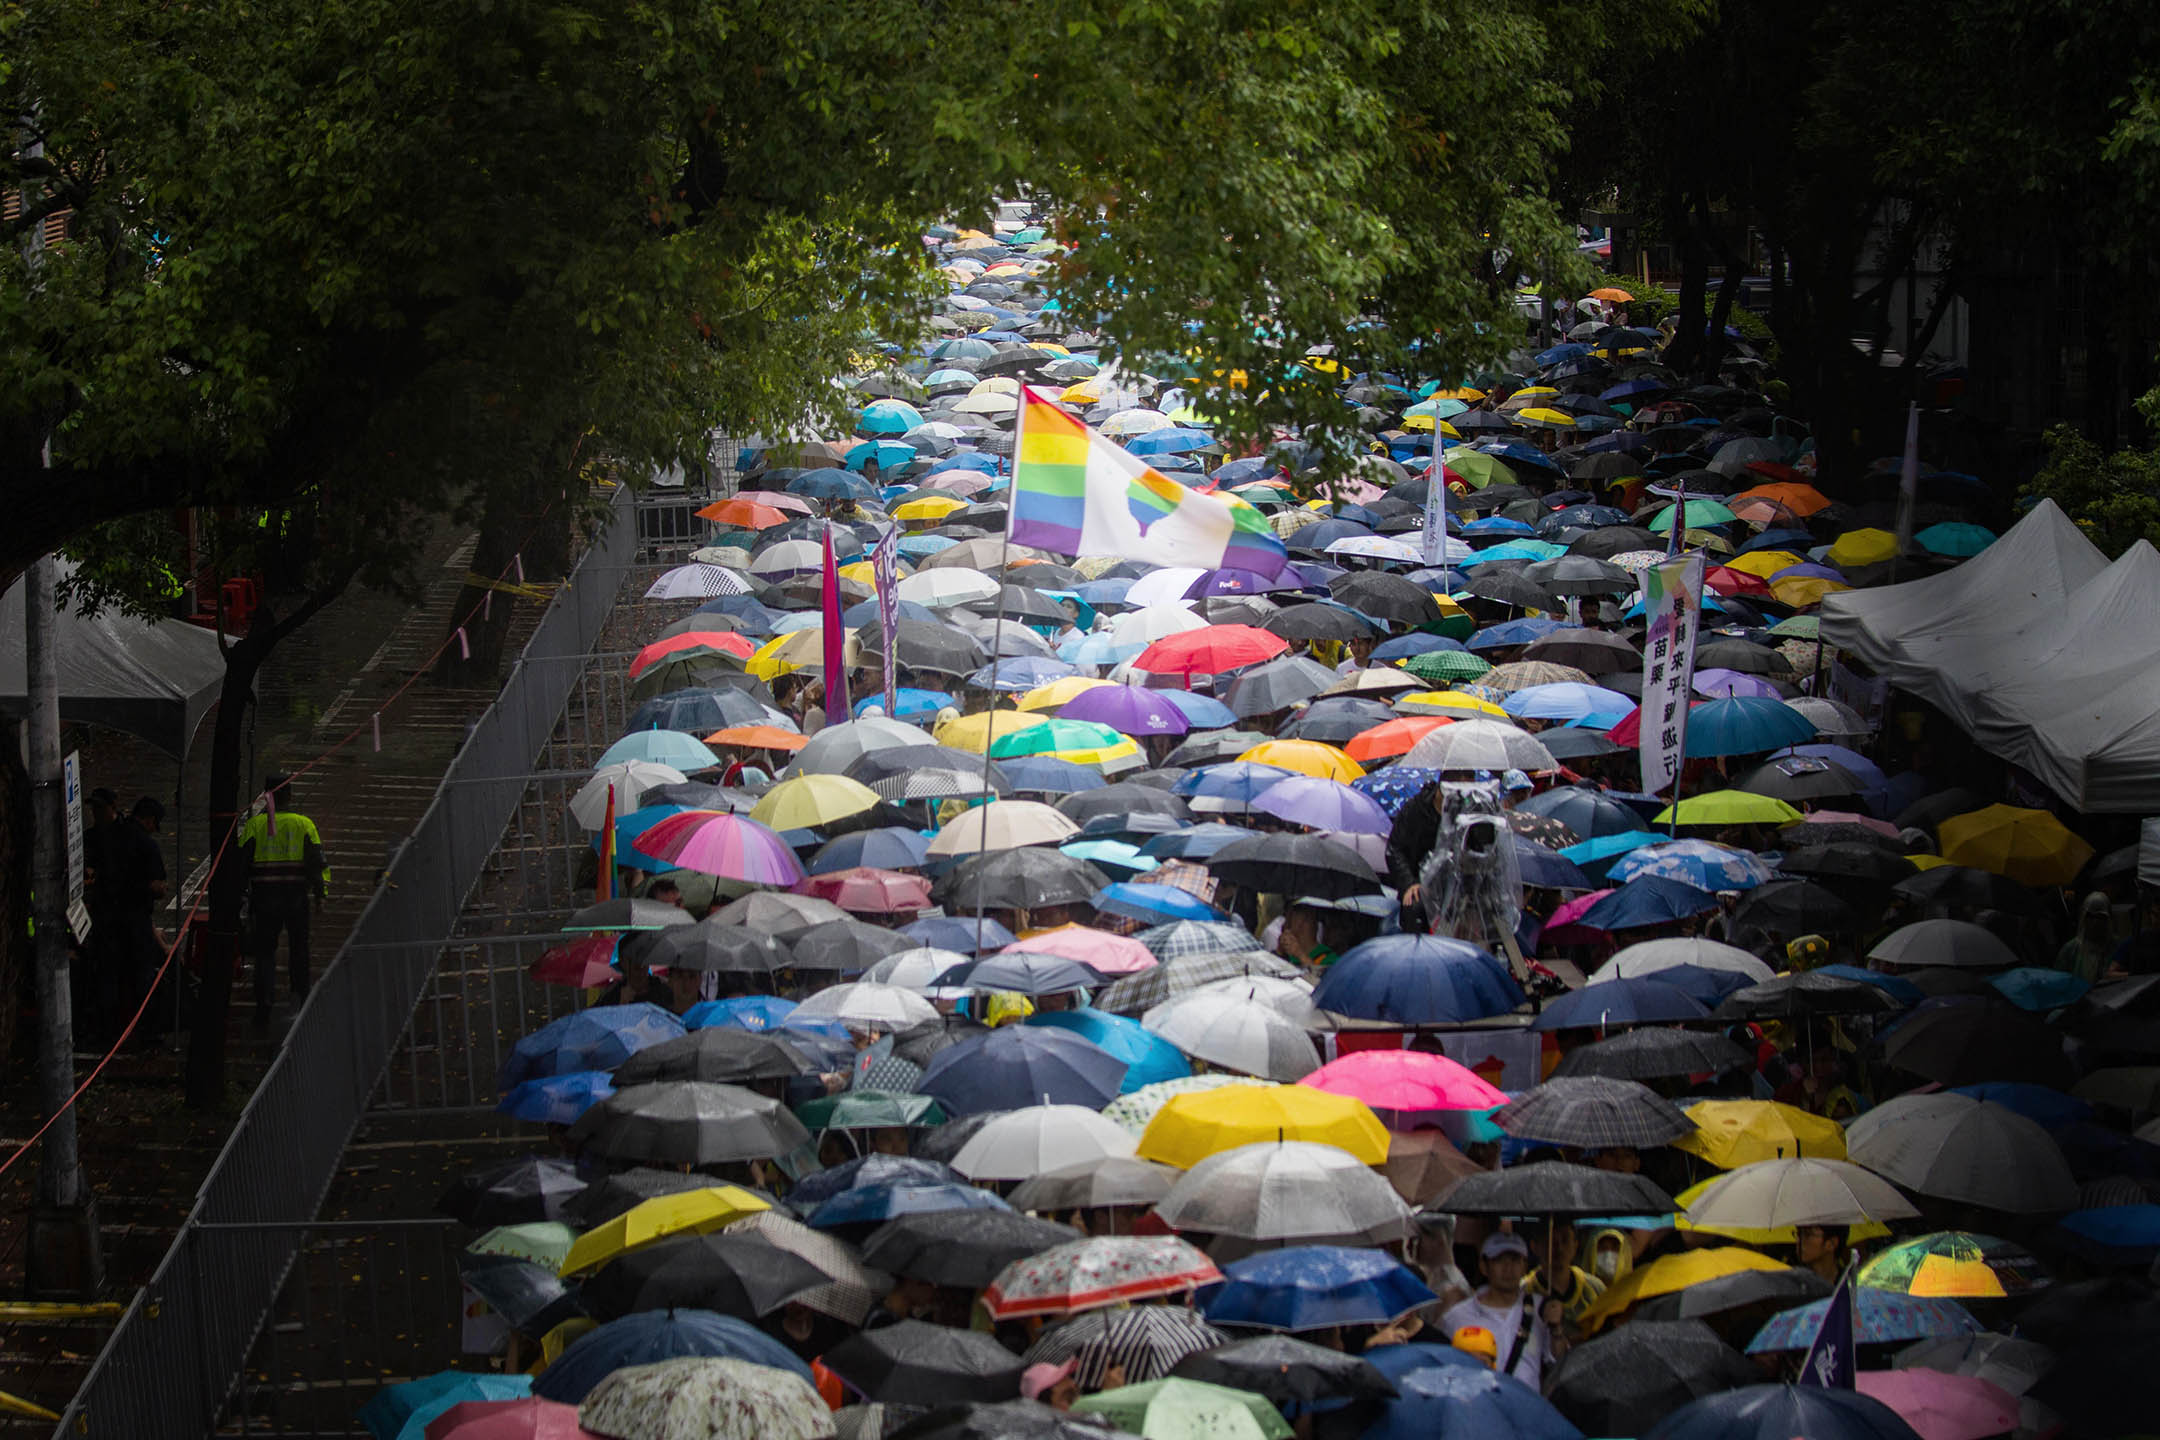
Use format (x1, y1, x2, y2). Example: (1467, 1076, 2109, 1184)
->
(56, 487, 640, 1440)
(372, 934, 596, 1113)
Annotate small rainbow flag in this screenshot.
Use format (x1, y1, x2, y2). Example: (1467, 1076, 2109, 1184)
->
(1008, 387, 1290, 577)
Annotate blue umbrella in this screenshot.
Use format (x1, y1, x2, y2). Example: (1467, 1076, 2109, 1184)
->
(1536, 343, 1590, 367)
(1513, 835, 1593, 890)
(1076, 577, 1137, 606)
(1126, 427, 1218, 456)
(1093, 880, 1230, 925)
(1158, 689, 1239, 729)
(928, 452, 1001, 475)
(1312, 935, 1523, 1024)
(682, 995, 797, 1032)
(496, 1003, 684, 1089)
(858, 399, 926, 436)
(1373, 634, 1464, 660)
(1620, 590, 1728, 620)
(495, 1070, 616, 1125)
(971, 656, 1080, 691)
(1608, 840, 1774, 891)
(360, 1372, 531, 1440)
(788, 1153, 962, 1210)
(1059, 839, 1158, 876)
(919, 1025, 1128, 1115)
(1747, 1292, 1979, 1353)
(1914, 522, 1995, 558)
(1469, 618, 1566, 650)
(789, 470, 877, 501)
(1503, 683, 1635, 722)
(847, 438, 919, 472)
(1461, 516, 1536, 537)
(592, 804, 690, 874)
(1576, 876, 1720, 931)
(1558, 830, 1666, 870)
(2054, 1204, 2160, 1263)
(1361, 1343, 1583, 1440)
(1643, 1385, 1925, 1440)
(1139, 823, 1258, 860)
(899, 914, 1016, 953)
(533, 1310, 810, 1403)
(1200, 1246, 1437, 1332)
(1989, 966, 2090, 1011)
(1174, 762, 1297, 809)
(806, 1180, 1013, 1230)
(856, 687, 954, 721)
(1683, 697, 1817, 758)
(1806, 964, 1922, 1006)
(1532, 977, 1708, 1031)
(842, 597, 940, 627)
(1949, 1080, 2091, 1128)
(594, 729, 722, 770)
(810, 826, 932, 874)
(998, 757, 1108, 794)
(1028, 1011, 1191, 1092)
(1517, 787, 1646, 841)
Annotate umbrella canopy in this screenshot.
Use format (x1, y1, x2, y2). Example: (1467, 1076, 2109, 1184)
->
(567, 1082, 812, 1167)
(1493, 1077, 1695, 1149)
(1141, 994, 1320, 1081)
(1299, 1050, 1507, 1115)
(1007, 1156, 1184, 1214)
(1532, 978, 1709, 1031)
(1672, 1100, 1849, 1169)
(499, 1006, 687, 1090)
(1071, 1380, 1292, 1440)
(920, 1026, 1129, 1115)
(580, 1231, 832, 1321)
(1641, 1385, 1926, 1440)
(534, 1312, 810, 1403)
(983, 1236, 1224, 1320)
(949, 1105, 1140, 1181)
(1546, 1321, 1758, 1440)
(575, 1356, 832, 1440)
(1934, 804, 2093, 886)
(1858, 1232, 2049, 1300)
(1436, 1162, 1675, 1218)
(1152, 1140, 1415, 1246)
(1166, 1336, 1397, 1408)
(1685, 1158, 1920, 1230)
(823, 1321, 1026, 1407)
(556, 1185, 772, 1276)
(1550, 1027, 1753, 1082)
(420, 1399, 597, 1440)
(1843, 1093, 2079, 1213)
(1359, 1344, 1584, 1440)
(859, 1210, 1080, 1289)
(1020, 1308, 1227, 1390)
(1199, 1245, 1436, 1331)
(1748, 1292, 1982, 1353)
(1852, 1370, 2018, 1440)
(1135, 1084, 1387, 1168)
(1311, 935, 1523, 1023)
(1578, 1247, 1802, 1333)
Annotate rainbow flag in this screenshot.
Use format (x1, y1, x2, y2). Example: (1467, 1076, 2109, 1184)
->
(1009, 386, 1290, 577)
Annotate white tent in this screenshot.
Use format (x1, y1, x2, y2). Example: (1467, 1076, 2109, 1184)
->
(1820, 503, 2160, 811)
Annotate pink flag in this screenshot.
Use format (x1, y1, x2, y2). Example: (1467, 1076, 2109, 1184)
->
(821, 531, 850, 727)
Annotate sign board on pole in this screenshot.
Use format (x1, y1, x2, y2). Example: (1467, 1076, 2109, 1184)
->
(62, 750, 90, 941)
(1638, 554, 1706, 797)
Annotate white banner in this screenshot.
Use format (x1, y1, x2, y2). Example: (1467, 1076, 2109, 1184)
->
(1421, 457, 1449, 565)
(1639, 553, 1705, 796)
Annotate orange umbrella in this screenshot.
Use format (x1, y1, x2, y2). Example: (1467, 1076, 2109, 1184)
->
(628, 631, 755, 676)
(705, 724, 808, 752)
(1344, 715, 1452, 761)
(1588, 287, 1635, 303)
(1730, 481, 1831, 517)
(696, 495, 793, 529)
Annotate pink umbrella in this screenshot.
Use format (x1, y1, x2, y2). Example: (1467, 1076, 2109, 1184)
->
(630, 810, 806, 886)
(529, 935, 618, 987)
(1855, 1369, 2018, 1440)
(1692, 666, 1784, 699)
(426, 1398, 602, 1440)
(1546, 888, 1613, 929)
(1301, 1050, 1508, 1112)
(1791, 809, 1902, 840)
(1005, 926, 1158, 976)
(795, 866, 933, 914)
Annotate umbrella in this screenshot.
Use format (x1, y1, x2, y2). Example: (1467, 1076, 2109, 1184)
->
(1203, 833, 1382, 899)
(1545, 1321, 1758, 1439)
(363, 1376, 533, 1440)
(1576, 876, 1722, 931)
(1875, 998, 2074, 1089)
(1135, 1084, 1386, 1168)
(883, 1401, 1142, 1440)
(1607, 840, 1776, 891)
(1685, 1158, 1919, 1230)
(1532, 978, 1708, 1030)
(1591, 938, 1775, 986)
(1747, 1292, 1981, 1353)
(1359, 1344, 1583, 1440)
(1578, 1248, 1805, 1333)
(939, 847, 1105, 910)
(1844, 1093, 2079, 1213)
(807, 1180, 1012, 1232)
(1935, 804, 2093, 886)
(1868, 921, 2020, 971)
(1199, 1245, 1436, 1331)
(575, 1356, 832, 1440)
(1142, 994, 1320, 1081)
(1672, 1100, 1847, 1169)
(612, 1029, 812, 1088)
(630, 811, 805, 885)
(1167, 1336, 1396, 1408)
(1071, 1380, 1291, 1440)
(860, 1210, 1080, 1289)
(1299, 1050, 1507, 1115)
(534, 1312, 810, 1403)
(1008, 1156, 1184, 1214)
(573, 763, 692, 828)
(1311, 935, 1523, 1023)
(567, 1082, 812, 1167)
(721, 1211, 889, 1325)
(823, 1321, 1025, 1406)
(1641, 1385, 1926, 1440)
(983, 1236, 1223, 1320)
(1436, 1162, 1675, 1218)
(1714, 970, 1898, 1019)
(557, 1185, 772, 1275)
(1624, 1265, 1833, 1327)
(1551, 1028, 1753, 1081)
(791, 983, 942, 1030)
(1020, 1308, 1226, 1390)
(639, 923, 792, 978)
(438, 1158, 586, 1227)
(949, 1105, 1140, 1181)
(1493, 1077, 1695, 1149)
(1152, 1140, 1414, 1246)
(1893, 1334, 2054, 1398)
(920, 1026, 1128, 1115)
(1397, 719, 1557, 772)
(1027, 1012, 1191, 1092)
(1858, 1233, 2048, 1299)
(580, 1232, 831, 1321)
(420, 1399, 597, 1440)
(498, 1006, 687, 1090)
(1852, 1370, 2018, 1440)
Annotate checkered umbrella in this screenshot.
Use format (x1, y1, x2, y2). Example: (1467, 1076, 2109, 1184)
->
(1022, 1307, 1229, 1389)
(1096, 950, 1301, 1016)
(1136, 920, 1262, 960)
(1492, 1077, 1696, 1149)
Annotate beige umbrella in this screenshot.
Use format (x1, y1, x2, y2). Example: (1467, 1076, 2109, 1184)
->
(952, 1104, 1141, 1181)
(1684, 1157, 1918, 1230)
(579, 1357, 835, 1440)
(926, 799, 1081, 858)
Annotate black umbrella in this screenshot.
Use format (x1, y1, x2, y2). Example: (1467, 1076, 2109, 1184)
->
(1551, 1027, 1753, 1081)
(1056, 784, 1193, 827)
(1627, 1265, 1830, 1324)
(1171, 1336, 1397, 1409)
(1329, 572, 1443, 626)
(1205, 833, 1382, 899)
(1546, 1320, 1758, 1438)
(911, 1110, 1013, 1166)
(1541, 728, 1626, 761)
(1222, 656, 1340, 718)
(1694, 637, 1792, 677)
(437, 1157, 586, 1227)
(643, 921, 792, 975)
(1730, 879, 1857, 937)
(612, 1029, 818, 1087)
(458, 1252, 584, 1337)
(791, 917, 916, 973)
(849, 745, 1013, 792)
(1891, 865, 2039, 914)
(788, 1153, 964, 1210)
(889, 1400, 1143, 1440)
(580, 1232, 831, 1321)
(937, 848, 1105, 910)
(825, 1320, 1025, 1406)
(1523, 555, 1637, 597)
(1264, 603, 1375, 644)
(1279, 699, 1400, 745)
(991, 585, 1070, 624)
(1894, 788, 1985, 836)
(1714, 971, 1900, 1020)
(891, 1014, 992, 1067)
(564, 897, 696, 932)
(861, 1211, 1081, 1288)
(1777, 844, 1918, 884)
(1568, 527, 1664, 559)
(2020, 1277, 2160, 1437)
(1165, 730, 1272, 766)
(1730, 757, 1865, 805)
(1465, 566, 1560, 610)
(1521, 627, 1640, 674)
(1491, 1078, 1695, 1149)
(567, 1081, 813, 1166)
(563, 1166, 717, 1227)
(1878, 997, 2074, 1088)
(1434, 1161, 1675, 1217)
(864, 620, 990, 678)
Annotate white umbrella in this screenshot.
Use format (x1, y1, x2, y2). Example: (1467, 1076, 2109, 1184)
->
(1122, 568, 1209, 608)
(1153, 1140, 1414, 1245)
(1142, 995, 1319, 1081)
(750, 539, 831, 577)
(1100, 409, 1173, 436)
(1009, 1156, 1183, 1213)
(1590, 937, 1777, 986)
(790, 716, 932, 777)
(1785, 697, 1870, 739)
(897, 568, 1001, 609)
(951, 1105, 1141, 1181)
(926, 800, 1081, 857)
(1398, 718, 1556, 772)
(951, 391, 1018, 416)
(571, 762, 688, 829)
(861, 947, 973, 992)
(1868, 920, 2021, 971)
(789, 982, 941, 1032)
(1113, 604, 1210, 646)
(1324, 536, 1423, 563)
(645, 562, 756, 599)
(1183, 976, 1324, 1026)
(1683, 1157, 1919, 1229)
(1844, 1093, 2078, 1213)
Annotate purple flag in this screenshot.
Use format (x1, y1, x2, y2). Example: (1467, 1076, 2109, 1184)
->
(1798, 1263, 1856, 1389)
(820, 531, 850, 727)
(1666, 473, 1687, 557)
(871, 527, 900, 715)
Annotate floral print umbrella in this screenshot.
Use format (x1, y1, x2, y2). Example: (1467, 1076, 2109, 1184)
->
(982, 1236, 1223, 1320)
(578, 1357, 834, 1440)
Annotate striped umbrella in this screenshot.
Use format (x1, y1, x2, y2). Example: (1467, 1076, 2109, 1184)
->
(1022, 1306, 1228, 1389)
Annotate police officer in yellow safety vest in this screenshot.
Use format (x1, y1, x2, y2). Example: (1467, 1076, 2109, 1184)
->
(238, 773, 327, 1026)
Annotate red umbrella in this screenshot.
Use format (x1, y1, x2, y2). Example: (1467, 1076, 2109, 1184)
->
(1344, 715, 1452, 761)
(530, 935, 619, 987)
(1704, 565, 1773, 598)
(1134, 625, 1287, 679)
(426, 1398, 603, 1440)
(628, 630, 756, 677)
(1605, 700, 1708, 748)
(795, 866, 933, 914)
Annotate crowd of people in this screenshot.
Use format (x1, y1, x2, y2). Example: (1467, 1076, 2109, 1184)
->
(360, 218, 2160, 1440)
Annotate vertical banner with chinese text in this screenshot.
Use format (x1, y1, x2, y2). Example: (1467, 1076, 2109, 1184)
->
(1639, 553, 1706, 798)
(871, 527, 900, 715)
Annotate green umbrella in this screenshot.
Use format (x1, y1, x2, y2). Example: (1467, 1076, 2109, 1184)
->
(1766, 615, 1820, 639)
(988, 718, 1129, 759)
(1439, 450, 1508, 491)
(1647, 499, 1738, 532)
(468, 1221, 577, 1268)
(1400, 650, 1491, 684)
(1073, 1378, 1293, 1440)
(796, 1089, 946, 1131)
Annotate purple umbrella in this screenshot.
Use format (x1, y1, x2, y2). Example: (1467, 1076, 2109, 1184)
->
(1193, 568, 1308, 597)
(1254, 776, 1393, 836)
(632, 811, 806, 886)
(1058, 684, 1193, 738)
(1769, 562, 1846, 584)
(1692, 668, 1785, 700)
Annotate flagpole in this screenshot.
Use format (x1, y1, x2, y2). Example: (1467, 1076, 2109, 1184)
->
(970, 385, 1025, 941)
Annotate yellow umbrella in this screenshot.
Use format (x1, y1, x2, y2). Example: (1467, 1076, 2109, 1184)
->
(1019, 675, 1114, 711)
(1400, 413, 1439, 434)
(838, 560, 880, 587)
(1769, 575, 1852, 609)
(749, 629, 826, 680)
(1723, 550, 1805, 580)
(936, 708, 1052, 753)
(749, 773, 882, 830)
(1042, 736, 1144, 769)
(1670, 1176, 1892, 1249)
(1515, 407, 1576, 429)
(1827, 528, 1900, 568)
(1577, 1247, 1791, 1334)
(558, 1185, 770, 1276)
(1673, 1100, 1848, 1170)
(1136, 1084, 1385, 1169)
(1430, 387, 1486, 402)
(1937, 804, 2095, 887)
(894, 495, 968, 522)
(1506, 385, 1561, 404)
(1655, 791, 1804, 827)
(1238, 739, 1365, 782)
(1905, 853, 1952, 871)
(1028, 343, 1072, 357)
(1396, 690, 1510, 718)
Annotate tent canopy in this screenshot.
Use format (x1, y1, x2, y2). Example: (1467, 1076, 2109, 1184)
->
(0, 572, 227, 758)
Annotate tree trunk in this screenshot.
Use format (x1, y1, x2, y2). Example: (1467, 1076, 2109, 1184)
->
(1665, 197, 1711, 376)
(1703, 255, 1748, 384)
(434, 485, 575, 687)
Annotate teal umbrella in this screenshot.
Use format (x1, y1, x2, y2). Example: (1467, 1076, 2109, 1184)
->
(1915, 522, 1995, 557)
